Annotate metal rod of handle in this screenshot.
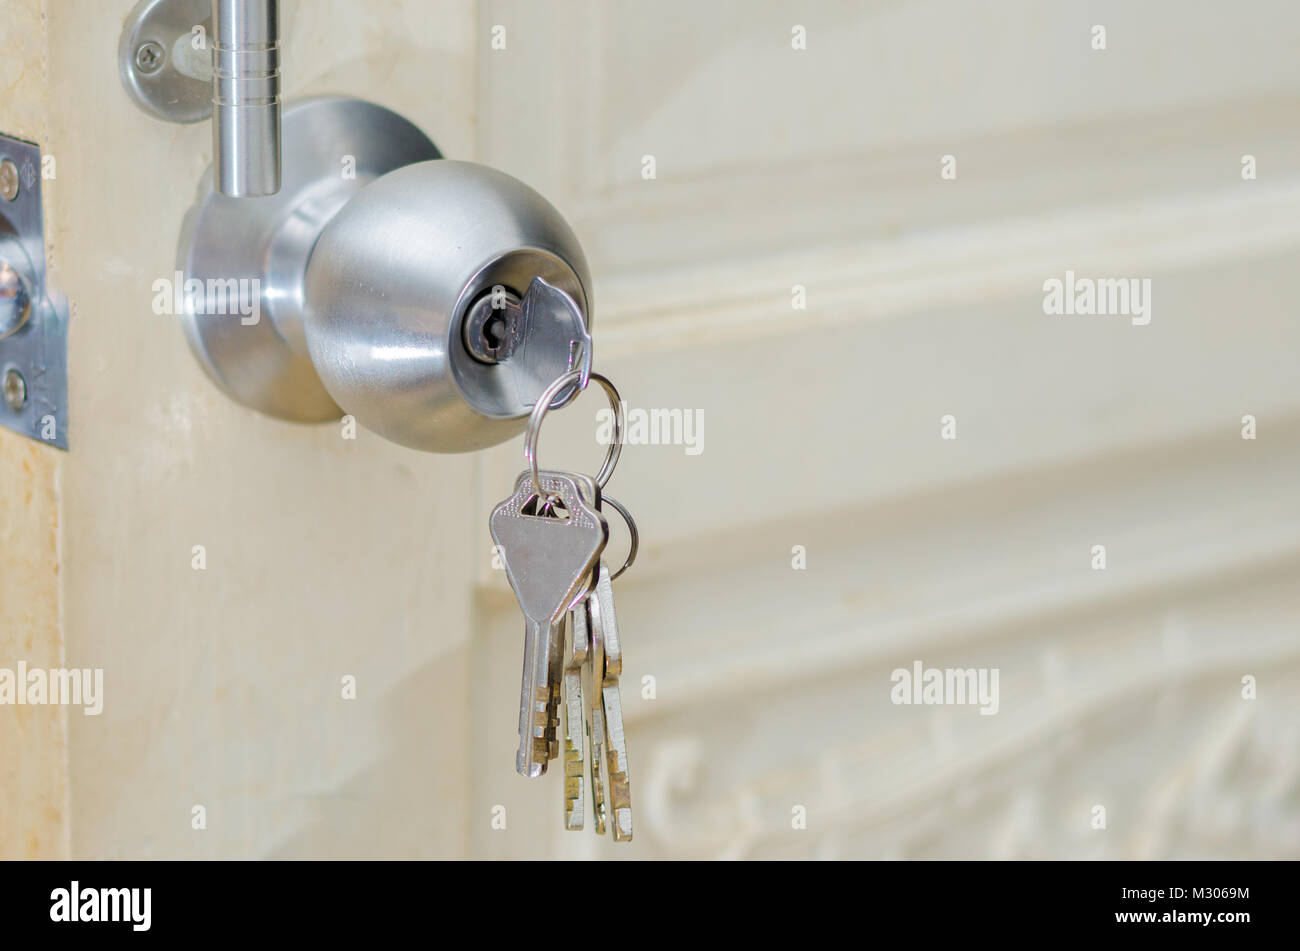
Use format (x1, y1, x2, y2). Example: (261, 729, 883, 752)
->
(212, 0, 281, 197)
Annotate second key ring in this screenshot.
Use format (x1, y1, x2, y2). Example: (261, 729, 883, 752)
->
(600, 494, 639, 581)
(524, 370, 624, 500)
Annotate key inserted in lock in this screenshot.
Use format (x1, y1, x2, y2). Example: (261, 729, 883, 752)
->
(462, 276, 593, 410)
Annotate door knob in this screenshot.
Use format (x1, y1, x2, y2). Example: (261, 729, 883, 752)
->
(179, 96, 592, 452)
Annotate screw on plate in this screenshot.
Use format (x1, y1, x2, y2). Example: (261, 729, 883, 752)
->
(135, 40, 165, 75)
(3, 368, 26, 411)
(0, 159, 18, 201)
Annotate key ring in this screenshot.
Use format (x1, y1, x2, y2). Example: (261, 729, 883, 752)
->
(524, 370, 624, 502)
(600, 494, 639, 581)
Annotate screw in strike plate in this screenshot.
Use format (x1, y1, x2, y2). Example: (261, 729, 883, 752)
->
(134, 40, 165, 75)
(3, 368, 27, 411)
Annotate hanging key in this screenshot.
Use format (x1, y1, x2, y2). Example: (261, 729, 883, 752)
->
(490, 471, 607, 778)
(583, 491, 638, 841)
(548, 471, 638, 840)
(490, 360, 634, 835)
(591, 564, 621, 678)
(587, 574, 632, 841)
(505, 467, 612, 832)
(585, 590, 608, 835)
(562, 608, 587, 830)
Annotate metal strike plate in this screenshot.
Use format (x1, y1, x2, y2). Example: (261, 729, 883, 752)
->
(0, 132, 69, 450)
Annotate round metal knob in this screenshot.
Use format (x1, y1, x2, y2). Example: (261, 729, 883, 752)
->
(178, 97, 592, 453)
(0, 259, 32, 341)
(303, 159, 591, 453)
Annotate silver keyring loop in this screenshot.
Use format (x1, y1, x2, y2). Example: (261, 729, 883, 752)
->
(600, 494, 639, 581)
(524, 370, 624, 500)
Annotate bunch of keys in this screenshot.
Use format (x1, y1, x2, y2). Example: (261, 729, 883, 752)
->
(489, 370, 639, 840)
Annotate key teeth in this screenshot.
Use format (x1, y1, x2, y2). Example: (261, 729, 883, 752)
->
(563, 748, 585, 830)
(563, 668, 585, 830)
(589, 716, 607, 835)
(518, 721, 550, 775)
(590, 757, 607, 836)
(546, 680, 561, 761)
(612, 807, 633, 842)
(607, 769, 632, 839)
(517, 750, 545, 778)
(601, 682, 633, 842)
(566, 763, 587, 826)
(518, 683, 551, 777)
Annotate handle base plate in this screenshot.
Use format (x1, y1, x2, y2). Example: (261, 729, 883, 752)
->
(178, 96, 441, 422)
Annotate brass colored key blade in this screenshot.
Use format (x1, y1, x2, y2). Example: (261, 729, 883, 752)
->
(602, 681, 632, 842)
(563, 666, 585, 831)
(592, 563, 621, 678)
(585, 596, 608, 835)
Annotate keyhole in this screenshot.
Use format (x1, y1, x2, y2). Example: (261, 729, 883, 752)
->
(483, 312, 506, 350)
(461, 287, 521, 364)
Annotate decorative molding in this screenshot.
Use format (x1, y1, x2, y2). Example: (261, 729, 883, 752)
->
(593, 180, 1300, 356)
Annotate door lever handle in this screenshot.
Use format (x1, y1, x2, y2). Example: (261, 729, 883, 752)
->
(211, 0, 282, 197)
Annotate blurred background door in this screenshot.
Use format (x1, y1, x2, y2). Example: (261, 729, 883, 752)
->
(470, 0, 1300, 859)
(2, 0, 1298, 859)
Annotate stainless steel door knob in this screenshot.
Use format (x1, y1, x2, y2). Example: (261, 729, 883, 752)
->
(304, 160, 590, 453)
(179, 96, 592, 453)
